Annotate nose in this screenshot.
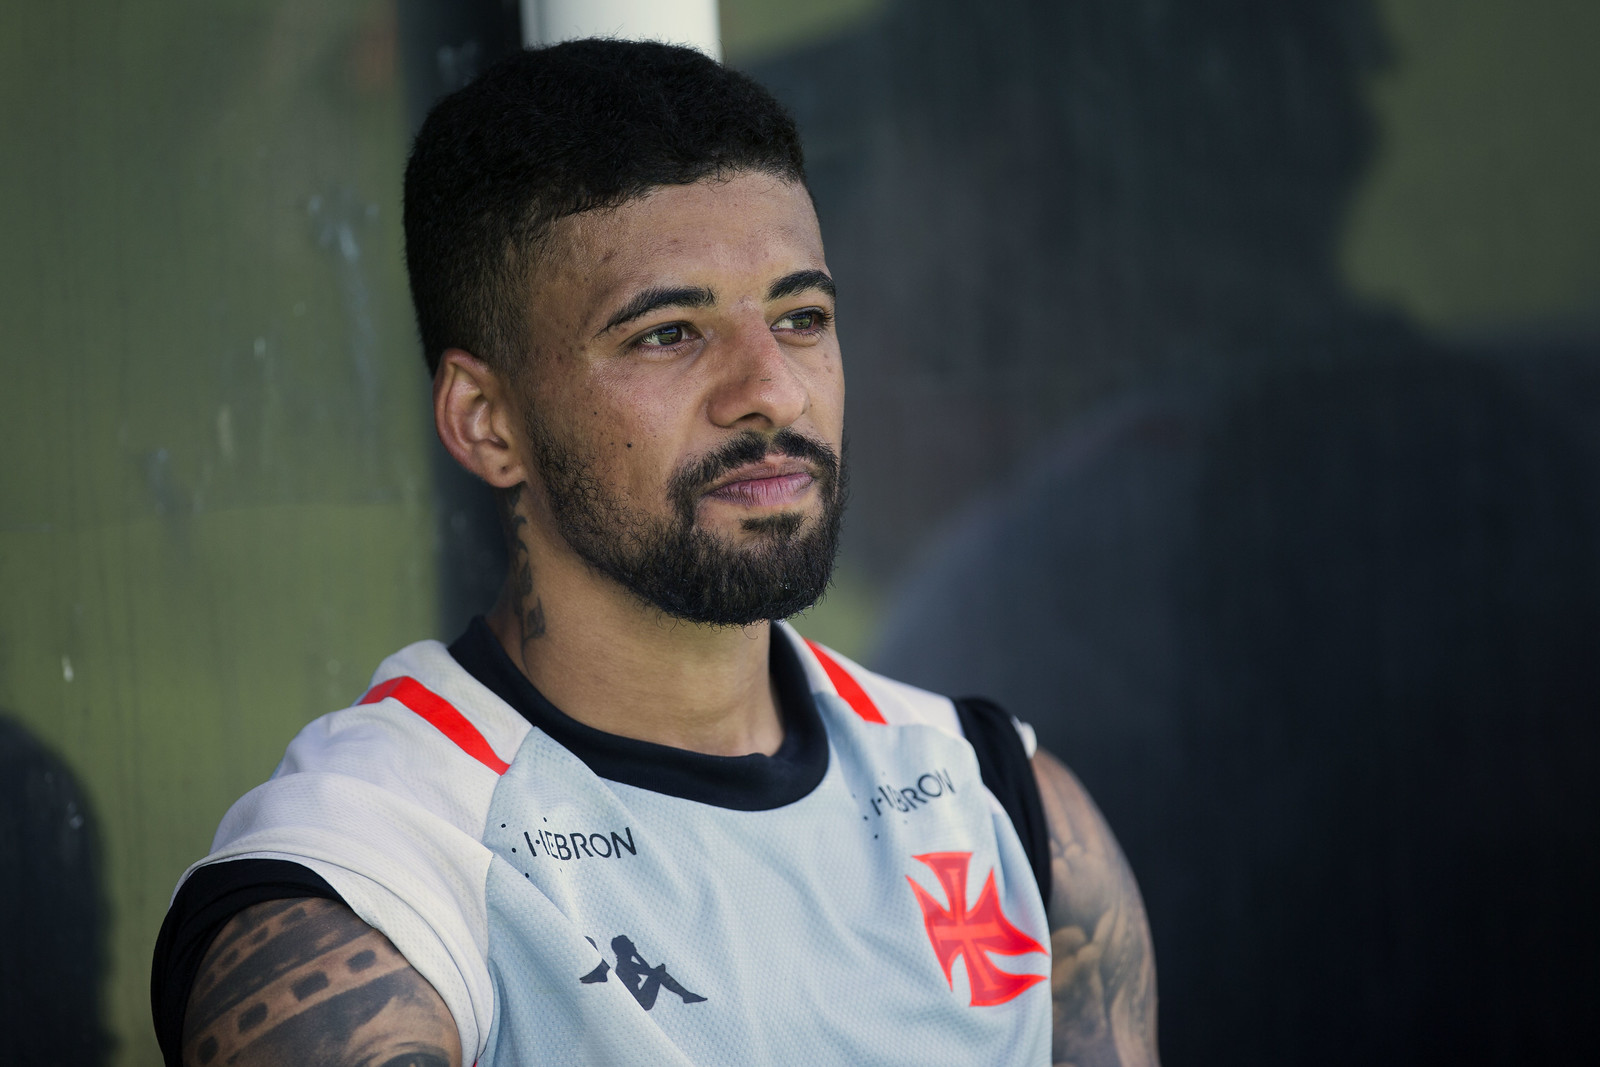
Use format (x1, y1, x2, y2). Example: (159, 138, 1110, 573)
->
(705, 320, 809, 431)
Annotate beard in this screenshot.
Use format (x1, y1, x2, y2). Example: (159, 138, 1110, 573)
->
(527, 419, 847, 626)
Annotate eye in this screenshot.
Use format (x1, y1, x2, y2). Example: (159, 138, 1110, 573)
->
(636, 322, 697, 348)
(773, 307, 831, 334)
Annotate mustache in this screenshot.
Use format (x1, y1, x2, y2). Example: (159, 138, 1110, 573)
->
(668, 429, 841, 519)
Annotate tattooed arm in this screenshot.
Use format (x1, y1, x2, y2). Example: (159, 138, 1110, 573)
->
(1033, 749, 1159, 1067)
(182, 898, 461, 1067)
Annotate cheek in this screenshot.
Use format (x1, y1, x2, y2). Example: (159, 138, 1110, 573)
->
(568, 379, 690, 499)
(805, 355, 847, 441)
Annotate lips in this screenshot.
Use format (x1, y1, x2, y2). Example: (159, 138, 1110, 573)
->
(704, 460, 816, 508)
(667, 431, 840, 524)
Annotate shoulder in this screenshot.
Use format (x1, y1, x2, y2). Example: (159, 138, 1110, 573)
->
(782, 622, 1038, 758)
(280, 639, 530, 784)
(204, 636, 529, 863)
(178, 639, 513, 1063)
(235, 638, 532, 844)
(780, 622, 963, 733)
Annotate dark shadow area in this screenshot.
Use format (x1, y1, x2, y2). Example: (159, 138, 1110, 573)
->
(398, 0, 522, 637)
(878, 350, 1600, 1061)
(1162, 355, 1600, 1062)
(0, 714, 110, 1065)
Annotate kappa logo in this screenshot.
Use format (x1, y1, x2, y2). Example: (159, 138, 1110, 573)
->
(907, 851, 1047, 1006)
(580, 935, 707, 1011)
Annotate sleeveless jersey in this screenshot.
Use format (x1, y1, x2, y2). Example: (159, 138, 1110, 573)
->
(173, 623, 1052, 1065)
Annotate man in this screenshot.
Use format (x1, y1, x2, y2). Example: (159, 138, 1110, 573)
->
(152, 40, 1157, 1066)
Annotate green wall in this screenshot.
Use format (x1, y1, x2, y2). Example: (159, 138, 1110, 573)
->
(1343, 0, 1600, 330)
(0, 3, 436, 1063)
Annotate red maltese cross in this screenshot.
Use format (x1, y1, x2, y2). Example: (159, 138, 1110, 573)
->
(907, 851, 1047, 1006)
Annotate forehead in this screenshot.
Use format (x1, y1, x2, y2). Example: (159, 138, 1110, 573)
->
(534, 173, 825, 323)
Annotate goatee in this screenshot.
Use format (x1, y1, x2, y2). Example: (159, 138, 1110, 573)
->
(530, 424, 846, 626)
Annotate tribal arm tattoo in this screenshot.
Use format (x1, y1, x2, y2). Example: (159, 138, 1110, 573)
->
(1034, 749, 1160, 1067)
(182, 898, 461, 1067)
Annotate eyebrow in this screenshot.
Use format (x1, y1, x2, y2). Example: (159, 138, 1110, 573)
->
(767, 269, 835, 303)
(595, 270, 837, 339)
(597, 285, 717, 337)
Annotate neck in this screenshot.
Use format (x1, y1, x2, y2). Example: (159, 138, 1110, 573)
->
(484, 566, 785, 758)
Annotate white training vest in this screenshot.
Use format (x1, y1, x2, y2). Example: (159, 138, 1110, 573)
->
(180, 623, 1051, 1066)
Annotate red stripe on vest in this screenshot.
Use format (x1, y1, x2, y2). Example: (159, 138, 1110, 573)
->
(804, 640, 887, 724)
(359, 676, 511, 775)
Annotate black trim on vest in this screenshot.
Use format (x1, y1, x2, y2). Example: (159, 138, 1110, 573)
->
(448, 616, 830, 812)
(953, 696, 1053, 906)
(150, 858, 341, 1067)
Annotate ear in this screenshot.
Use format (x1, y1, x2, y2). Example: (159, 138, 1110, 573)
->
(433, 349, 527, 489)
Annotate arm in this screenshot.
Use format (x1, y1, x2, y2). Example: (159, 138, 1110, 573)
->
(1033, 749, 1159, 1067)
(182, 897, 461, 1067)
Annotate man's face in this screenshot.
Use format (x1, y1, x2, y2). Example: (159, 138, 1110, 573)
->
(512, 172, 846, 625)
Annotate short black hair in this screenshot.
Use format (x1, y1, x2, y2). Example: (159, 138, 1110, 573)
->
(403, 39, 808, 376)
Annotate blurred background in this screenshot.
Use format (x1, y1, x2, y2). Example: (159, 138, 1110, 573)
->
(2, 1, 1596, 1063)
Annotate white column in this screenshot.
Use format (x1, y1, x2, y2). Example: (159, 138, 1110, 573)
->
(521, 0, 721, 60)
